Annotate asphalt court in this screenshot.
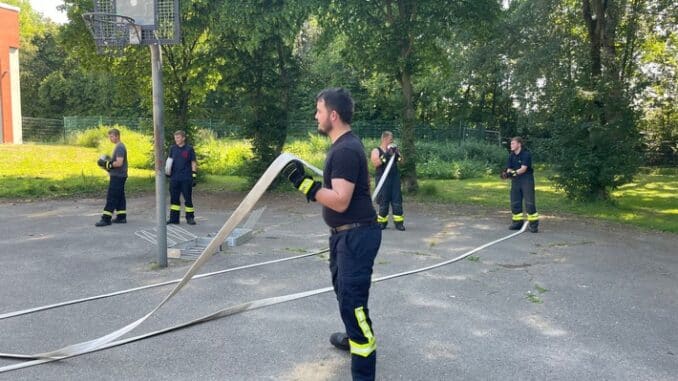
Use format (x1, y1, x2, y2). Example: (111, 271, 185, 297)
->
(0, 193, 676, 380)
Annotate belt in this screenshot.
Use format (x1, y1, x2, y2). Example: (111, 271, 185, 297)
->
(329, 222, 375, 235)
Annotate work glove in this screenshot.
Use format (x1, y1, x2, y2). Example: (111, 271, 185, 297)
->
(387, 143, 402, 161)
(506, 169, 518, 178)
(97, 155, 113, 171)
(281, 160, 321, 202)
(192, 171, 197, 187)
(500, 169, 509, 180)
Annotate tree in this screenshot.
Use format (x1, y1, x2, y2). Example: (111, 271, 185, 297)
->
(320, 0, 499, 192)
(213, 1, 312, 179)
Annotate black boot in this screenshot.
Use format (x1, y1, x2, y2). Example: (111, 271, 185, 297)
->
(529, 220, 539, 233)
(95, 216, 112, 227)
(113, 215, 127, 224)
(167, 209, 180, 225)
(508, 221, 523, 230)
(330, 332, 349, 351)
(395, 222, 406, 231)
(186, 216, 196, 225)
(379, 222, 387, 230)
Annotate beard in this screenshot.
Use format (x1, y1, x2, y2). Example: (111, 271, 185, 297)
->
(317, 117, 333, 136)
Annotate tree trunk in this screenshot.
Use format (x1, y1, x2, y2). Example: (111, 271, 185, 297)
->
(399, 69, 418, 193)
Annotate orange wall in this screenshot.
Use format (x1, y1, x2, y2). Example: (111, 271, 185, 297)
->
(0, 4, 20, 143)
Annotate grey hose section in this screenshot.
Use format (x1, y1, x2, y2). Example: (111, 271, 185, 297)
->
(0, 249, 329, 321)
(0, 153, 305, 361)
(0, 222, 527, 372)
(372, 154, 396, 202)
(0, 154, 386, 322)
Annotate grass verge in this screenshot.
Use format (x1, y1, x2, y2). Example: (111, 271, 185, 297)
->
(414, 168, 678, 233)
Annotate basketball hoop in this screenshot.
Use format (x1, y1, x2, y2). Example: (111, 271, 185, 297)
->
(82, 12, 142, 56)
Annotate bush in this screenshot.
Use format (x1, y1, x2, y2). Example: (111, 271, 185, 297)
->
(283, 133, 330, 168)
(418, 158, 490, 179)
(416, 139, 506, 169)
(70, 125, 153, 169)
(194, 130, 254, 176)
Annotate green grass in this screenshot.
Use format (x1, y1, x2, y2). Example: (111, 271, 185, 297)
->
(0, 144, 156, 199)
(0, 144, 245, 200)
(414, 168, 678, 233)
(2, 144, 676, 234)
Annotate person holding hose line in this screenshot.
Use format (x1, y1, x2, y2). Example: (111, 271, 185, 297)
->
(281, 87, 381, 381)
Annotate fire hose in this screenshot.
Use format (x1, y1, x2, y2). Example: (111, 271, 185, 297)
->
(0, 153, 525, 373)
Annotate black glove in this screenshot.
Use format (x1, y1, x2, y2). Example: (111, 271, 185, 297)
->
(500, 169, 509, 180)
(192, 171, 197, 187)
(387, 144, 402, 161)
(97, 155, 113, 171)
(281, 160, 321, 202)
(506, 169, 518, 177)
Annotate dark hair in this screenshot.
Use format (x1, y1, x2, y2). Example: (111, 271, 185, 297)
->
(511, 136, 523, 145)
(108, 128, 120, 137)
(316, 87, 354, 124)
(174, 130, 186, 137)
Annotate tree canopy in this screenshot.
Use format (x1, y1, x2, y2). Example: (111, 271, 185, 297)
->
(16, 0, 678, 198)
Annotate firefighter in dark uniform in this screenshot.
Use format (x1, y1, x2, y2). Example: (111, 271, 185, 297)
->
(502, 136, 539, 232)
(370, 131, 405, 231)
(282, 88, 381, 381)
(166, 130, 198, 225)
(95, 128, 128, 226)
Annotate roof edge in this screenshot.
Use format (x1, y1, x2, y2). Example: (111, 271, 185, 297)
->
(0, 3, 20, 12)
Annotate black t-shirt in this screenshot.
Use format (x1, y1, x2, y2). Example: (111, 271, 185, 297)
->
(169, 144, 196, 181)
(322, 132, 377, 227)
(507, 149, 533, 175)
(109, 142, 128, 178)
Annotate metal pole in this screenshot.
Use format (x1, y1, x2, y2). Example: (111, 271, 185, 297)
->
(150, 44, 167, 268)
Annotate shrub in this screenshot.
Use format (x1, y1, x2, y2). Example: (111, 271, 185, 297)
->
(71, 125, 153, 169)
(415, 139, 506, 170)
(70, 126, 109, 148)
(417, 158, 489, 179)
(194, 130, 254, 176)
(283, 133, 330, 168)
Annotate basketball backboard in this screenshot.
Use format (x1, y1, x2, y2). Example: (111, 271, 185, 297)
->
(90, 0, 180, 45)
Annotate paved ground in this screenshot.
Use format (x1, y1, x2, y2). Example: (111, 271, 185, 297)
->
(0, 192, 676, 380)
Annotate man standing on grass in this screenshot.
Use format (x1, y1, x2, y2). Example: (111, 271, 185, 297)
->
(166, 130, 198, 225)
(95, 128, 128, 226)
(501, 136, 539, 232)
(370, 131, 405, 231)
(282, 87, 381, 381)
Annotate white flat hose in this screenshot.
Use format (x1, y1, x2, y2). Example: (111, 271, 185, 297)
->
(0, 151, 525, 373)
(0, 223, 527, 372)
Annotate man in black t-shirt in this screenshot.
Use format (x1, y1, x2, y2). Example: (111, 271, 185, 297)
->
(282, 88, 381, 381)
(95, 128, 128, 227)
(166, 130, 198, 225)
(502, 137, 539, 232)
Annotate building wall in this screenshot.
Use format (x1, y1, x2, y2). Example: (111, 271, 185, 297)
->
(0, 3, 20, 144)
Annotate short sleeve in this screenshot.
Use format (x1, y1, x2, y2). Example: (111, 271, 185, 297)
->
(330, 148, 360, 184)
(522, 151, 532, 168)
(189, 146, 196, 162)
(114, 144, 126, 160)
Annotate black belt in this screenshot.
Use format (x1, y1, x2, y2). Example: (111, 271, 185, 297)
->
(329, 222, 376, 235)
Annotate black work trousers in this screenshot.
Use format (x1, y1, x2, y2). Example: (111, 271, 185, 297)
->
(169, 179, 194, 222)
(329, 223, 382, 381)
(510, 173, 537, 219)
(375, 172, 403, 220)
(102, 176, 127, 220)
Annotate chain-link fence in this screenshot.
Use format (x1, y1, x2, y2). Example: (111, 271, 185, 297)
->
(22, 117, 66, 143)
(22, 116, 502, 145)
